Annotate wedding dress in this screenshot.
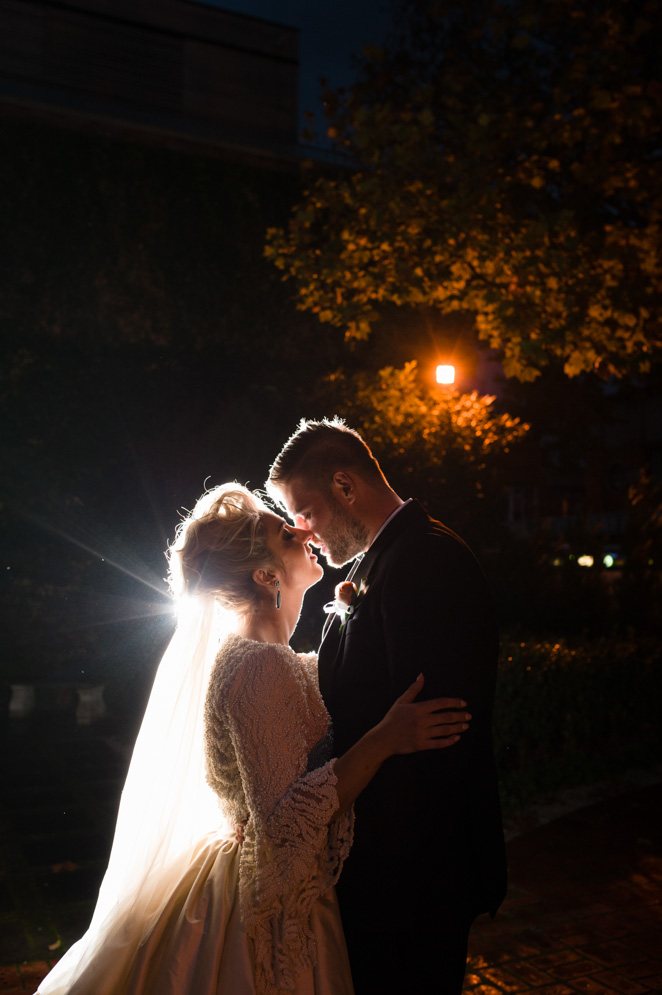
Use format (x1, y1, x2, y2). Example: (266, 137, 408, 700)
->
(36, 609, 355, 995)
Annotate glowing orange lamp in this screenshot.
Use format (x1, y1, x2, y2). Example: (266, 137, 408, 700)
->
(436, 364, 455, 385)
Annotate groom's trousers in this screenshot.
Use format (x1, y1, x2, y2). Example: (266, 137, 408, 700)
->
(343, 911, 475, 995)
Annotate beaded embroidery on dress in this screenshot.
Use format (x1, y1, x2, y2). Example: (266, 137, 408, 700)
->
(204, 634, 354, 994)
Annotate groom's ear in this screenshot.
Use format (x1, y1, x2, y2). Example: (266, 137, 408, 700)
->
(331, 471, 356, 504)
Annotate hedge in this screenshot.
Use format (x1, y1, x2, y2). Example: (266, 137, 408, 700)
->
(494, 633, 662, 814)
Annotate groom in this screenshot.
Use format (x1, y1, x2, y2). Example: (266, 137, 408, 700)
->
(267, 418, 506, 994)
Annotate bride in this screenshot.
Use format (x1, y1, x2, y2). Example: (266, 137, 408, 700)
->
(36, 484, 470, 995)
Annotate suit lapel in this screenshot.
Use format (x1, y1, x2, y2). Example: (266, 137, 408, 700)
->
(320, 552, 365, 645)
(318, 502, 426, 673)
(356, 499, 426, 582)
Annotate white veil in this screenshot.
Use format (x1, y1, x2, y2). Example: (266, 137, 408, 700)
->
(38, 594, 232, 994)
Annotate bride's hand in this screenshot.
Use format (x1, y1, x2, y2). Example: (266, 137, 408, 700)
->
(377, 674, 471, 755)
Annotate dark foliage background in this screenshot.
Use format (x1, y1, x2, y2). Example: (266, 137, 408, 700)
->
(0, 117, 345, 716)
(1, 116, 660, 798)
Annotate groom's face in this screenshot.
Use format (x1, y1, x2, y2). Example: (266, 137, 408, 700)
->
(278, 479, 368, 568)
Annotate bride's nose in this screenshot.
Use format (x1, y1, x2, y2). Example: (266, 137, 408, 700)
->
(295, 527, 314, 544)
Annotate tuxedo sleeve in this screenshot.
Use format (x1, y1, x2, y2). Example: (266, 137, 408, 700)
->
(334, 516, 505, 916)
(380, 530, 498, 705)
(338, 512, 505, 922)
(376, 528, 499, 824)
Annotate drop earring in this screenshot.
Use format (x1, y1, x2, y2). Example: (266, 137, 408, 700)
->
(275, 579, 281, 610)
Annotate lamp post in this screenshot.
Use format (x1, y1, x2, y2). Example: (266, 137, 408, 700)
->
(436, 364, 455, 385)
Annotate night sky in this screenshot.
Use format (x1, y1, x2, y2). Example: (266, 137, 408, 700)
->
(200, 0, 392, 135)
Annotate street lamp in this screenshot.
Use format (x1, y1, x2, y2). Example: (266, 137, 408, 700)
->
(436, 364, 455, 385)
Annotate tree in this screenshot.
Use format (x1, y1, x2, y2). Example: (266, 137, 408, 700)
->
(620, 469, 662, 630)
(318, 360, 529, 544)
(266, 0, 662, 380)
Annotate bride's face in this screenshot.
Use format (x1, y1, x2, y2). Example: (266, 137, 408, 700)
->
(261, 512, 324, 591)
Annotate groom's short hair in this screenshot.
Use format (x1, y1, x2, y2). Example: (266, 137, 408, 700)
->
(267, 417, 385, 496)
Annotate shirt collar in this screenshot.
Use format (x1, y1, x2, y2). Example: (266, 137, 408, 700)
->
(367, 498, 412, 550)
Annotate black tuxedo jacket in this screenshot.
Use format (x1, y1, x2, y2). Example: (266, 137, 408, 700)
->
(319, 500, 507, 933)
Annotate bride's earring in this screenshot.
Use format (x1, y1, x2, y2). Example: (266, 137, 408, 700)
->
(275, 580, 281, 610)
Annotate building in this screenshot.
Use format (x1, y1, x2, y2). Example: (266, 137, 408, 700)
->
(0, 0, 299, 167)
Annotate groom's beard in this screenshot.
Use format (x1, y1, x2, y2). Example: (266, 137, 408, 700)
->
(320, 504, 369, 567)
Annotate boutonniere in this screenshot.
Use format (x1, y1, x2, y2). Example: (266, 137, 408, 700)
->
(323, 576, 371, 631)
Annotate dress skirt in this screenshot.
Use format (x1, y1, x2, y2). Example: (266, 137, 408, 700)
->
(41, 832, 355, 995)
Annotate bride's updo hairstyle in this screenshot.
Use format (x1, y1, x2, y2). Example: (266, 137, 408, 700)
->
(168, 483, 275, 614)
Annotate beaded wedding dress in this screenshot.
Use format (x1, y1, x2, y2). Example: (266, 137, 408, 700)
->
(36, 613, 355, 995)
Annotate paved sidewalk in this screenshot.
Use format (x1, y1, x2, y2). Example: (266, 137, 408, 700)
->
(466, 782, 662, 994)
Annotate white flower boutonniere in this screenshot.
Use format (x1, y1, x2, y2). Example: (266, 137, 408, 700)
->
(323, 577, 371, 631)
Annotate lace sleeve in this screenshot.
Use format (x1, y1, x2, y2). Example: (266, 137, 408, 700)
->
(225, 642, 353, 993)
